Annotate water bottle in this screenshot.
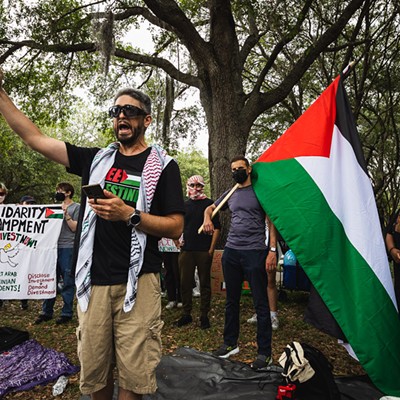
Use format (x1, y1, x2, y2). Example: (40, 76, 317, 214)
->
(52, 375, 68, 396)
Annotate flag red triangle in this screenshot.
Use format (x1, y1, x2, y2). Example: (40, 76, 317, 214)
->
(257, 77, 340, 163)
(121, 170, 128, 182)
(45, 208, 55, 217)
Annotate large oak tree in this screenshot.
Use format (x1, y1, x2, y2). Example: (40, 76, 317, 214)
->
(1, 0, 399, 235)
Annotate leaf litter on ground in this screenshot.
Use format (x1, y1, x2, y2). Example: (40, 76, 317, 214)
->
(0, 289, 364, 399)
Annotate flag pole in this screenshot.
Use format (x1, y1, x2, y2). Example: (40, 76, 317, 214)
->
(341, 57, 361, 79)
(198, 183, 240, 234)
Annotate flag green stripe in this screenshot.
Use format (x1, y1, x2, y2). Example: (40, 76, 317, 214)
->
(253, 159, 400, 395)
(46, 214, 63, 219)
(121, 179, 140, 187)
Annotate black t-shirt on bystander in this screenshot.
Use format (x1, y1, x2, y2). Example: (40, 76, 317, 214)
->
(181, 198, 221, 252)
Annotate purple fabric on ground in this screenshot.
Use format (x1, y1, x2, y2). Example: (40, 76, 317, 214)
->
(0, 338, 79, 397)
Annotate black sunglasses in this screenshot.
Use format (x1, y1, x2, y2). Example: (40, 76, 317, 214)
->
(0, 192, 6, 196)
(108, 104, 148, 119)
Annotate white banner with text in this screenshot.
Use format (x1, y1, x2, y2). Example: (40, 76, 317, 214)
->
(0, 204, 64, 299)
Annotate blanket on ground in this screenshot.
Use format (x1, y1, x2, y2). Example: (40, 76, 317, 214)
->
(0, 338, 79, 397)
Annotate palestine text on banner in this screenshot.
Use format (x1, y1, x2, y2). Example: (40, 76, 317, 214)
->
(0, 204, 63, 299)
(252, 74, 400, 396)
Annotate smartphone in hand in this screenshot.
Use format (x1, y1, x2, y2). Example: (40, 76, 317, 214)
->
(81, 184, 106, 199)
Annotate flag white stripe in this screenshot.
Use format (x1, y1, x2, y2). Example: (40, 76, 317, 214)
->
(297, 125, 396, 307)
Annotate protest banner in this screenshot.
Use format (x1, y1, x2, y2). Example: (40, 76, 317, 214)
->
(158, 237, 180, 252)
(0, 204, 64, 299)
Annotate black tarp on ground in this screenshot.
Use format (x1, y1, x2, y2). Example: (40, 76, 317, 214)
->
(81, 347, 384, 399)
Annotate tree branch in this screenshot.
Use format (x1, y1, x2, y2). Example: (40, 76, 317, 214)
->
(238, 1, 266, 66)
(252, 0, 313, 95)
(94, 6, 177, 35)
(0, 39, 96, 54)
(114, 48, 201, 88)
(141, 0, 212, 65)
(239, 30, 267, 68)
(209, 0, 239, 61)
(0, 44, 24, 64)
(244, 0, 366, 127)
(0, 35, 200, 88)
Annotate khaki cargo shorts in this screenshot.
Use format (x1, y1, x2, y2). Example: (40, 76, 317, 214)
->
(76, 273, 163, 395)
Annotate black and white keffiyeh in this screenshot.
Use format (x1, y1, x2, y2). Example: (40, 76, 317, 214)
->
(75, 142, 172, 312)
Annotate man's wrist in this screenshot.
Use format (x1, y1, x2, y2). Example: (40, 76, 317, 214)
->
(123, 207, 134, 224)
(389, 247, 396, 253)
(127, 208, 142, 227)
(269, 246, 277, 252)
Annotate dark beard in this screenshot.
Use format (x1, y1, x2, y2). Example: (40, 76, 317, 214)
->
(114, 125, 144, 145)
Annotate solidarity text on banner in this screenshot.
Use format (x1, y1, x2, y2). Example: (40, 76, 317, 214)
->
(0, 204, 63, 299)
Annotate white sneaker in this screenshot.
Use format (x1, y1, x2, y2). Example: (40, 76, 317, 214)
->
(165, 301, 176, 310)
(177, 302, 183, 308)
(271, 315, 279, 330)
(247, 313, 257, 324)
(192, 288, 200, 297)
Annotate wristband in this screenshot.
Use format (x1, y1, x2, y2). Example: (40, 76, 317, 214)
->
(389, 247, 395, 253)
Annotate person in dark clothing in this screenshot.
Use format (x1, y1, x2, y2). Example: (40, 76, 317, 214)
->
(203, 156, 277, 371)
(158, 237, 182, 309)
(175, 175, 220, 329)
(385, 210, 400, 311)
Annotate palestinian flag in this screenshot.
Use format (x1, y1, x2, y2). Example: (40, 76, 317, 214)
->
(45, 206, 63, 219)
(252, 74, 400, 396)
(121, 171, 141, 188)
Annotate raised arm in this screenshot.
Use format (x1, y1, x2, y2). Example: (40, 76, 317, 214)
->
(0, 69, 69, 167)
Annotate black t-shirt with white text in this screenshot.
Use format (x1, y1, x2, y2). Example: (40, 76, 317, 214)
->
(66, 143, 185, 284)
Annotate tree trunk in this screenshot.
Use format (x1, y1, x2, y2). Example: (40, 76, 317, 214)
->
(162, 76, 175, 152)
(198, 70, 248, 246)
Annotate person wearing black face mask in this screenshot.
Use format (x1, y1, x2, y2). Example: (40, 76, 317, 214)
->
(203, 156, 277, 371)
(55, 191, 66, 201)
(35, 182, 80, 325)
(232, 168, 248, 184)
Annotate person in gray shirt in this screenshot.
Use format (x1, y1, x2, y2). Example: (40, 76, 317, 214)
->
(35, 182, 80, 324)
(203, 156, 277, 370)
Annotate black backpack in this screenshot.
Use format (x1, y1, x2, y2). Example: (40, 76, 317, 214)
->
(0, 326, 29, 351)
(278, 341, 341, 400)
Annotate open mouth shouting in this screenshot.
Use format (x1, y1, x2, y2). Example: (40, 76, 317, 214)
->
(117, 119, 132, 136)
(114, 118, 144, 146)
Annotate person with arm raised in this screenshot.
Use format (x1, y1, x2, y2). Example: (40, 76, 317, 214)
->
(0, 68, 185, 400)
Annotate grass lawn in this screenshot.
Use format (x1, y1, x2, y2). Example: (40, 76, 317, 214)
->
(0, 289, 364, 399)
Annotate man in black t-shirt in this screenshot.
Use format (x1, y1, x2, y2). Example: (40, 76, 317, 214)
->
(0, 73, 185, 400)
(174, 175, 220, 329)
